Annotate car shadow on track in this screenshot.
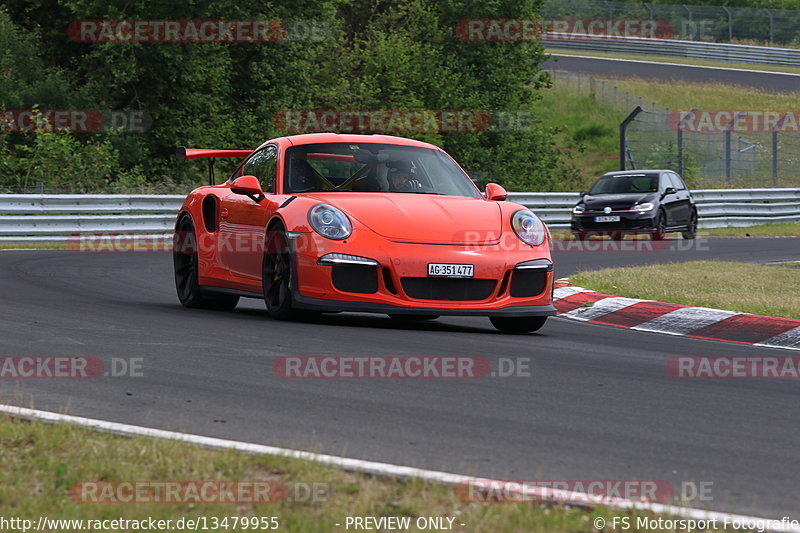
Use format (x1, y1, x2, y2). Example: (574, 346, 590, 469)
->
(152, 301, 547, 336)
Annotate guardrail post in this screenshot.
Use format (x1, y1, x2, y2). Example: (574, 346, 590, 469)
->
(619, 106, 643, 171)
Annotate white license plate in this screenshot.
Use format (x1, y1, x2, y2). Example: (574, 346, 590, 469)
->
(428, 263, 474, 278)
(594, 215, 620, 222)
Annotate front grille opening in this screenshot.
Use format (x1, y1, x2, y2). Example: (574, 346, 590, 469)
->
(382, 268, 397, 294)
(510, 270, 547, 298)
(400, 277, 496, 301)
(331, 264, 378, 294)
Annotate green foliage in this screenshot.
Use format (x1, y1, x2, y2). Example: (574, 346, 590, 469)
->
(1, 0, 580, 193)
(572, 123, 614, 143)
(7, 129, 121, 192)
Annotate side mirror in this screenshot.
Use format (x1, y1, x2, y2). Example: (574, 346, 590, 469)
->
(663, 187, 677, 196)
(485, 182, 508, 201)
(579, 190, 588, 197)
(231, 175, 265, 203)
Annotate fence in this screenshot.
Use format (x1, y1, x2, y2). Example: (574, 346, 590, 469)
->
(550, 70, 800, 188)
(541, 34, 800, 67)
(541, 0, 800, 45)
(0, 191, 797, 243)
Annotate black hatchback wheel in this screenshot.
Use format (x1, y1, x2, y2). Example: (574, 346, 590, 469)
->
(652, 210, 667, 241)
(173, 216, 239, 310)
(682, 211, 697, 240)
(263, 225, 296, 320)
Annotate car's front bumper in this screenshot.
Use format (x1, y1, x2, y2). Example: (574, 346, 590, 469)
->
(290, 231, 555, 316)
(293, 294, 557, 317)
(571, 211, 657, 233)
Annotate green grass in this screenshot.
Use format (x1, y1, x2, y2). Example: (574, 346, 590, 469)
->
(701, 222, 800, 237)
(534, 88, 625, 184)
(547, 49, 800, 75)
(536, 64, 800, 188)
(598, 77, 800, 112)
(571, 261, 800, 319)
(0, 243, 70, 250)
(0, 413, 729, 533)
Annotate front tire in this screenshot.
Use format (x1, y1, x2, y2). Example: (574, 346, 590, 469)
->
(173, 216, 239, 310)
(263, 225, 296, 320)
(652, 210, 667, 241)
(490, 316, 547, 333)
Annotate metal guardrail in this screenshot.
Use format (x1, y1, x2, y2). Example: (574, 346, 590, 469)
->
(0, 194, 184, 215)
(542, 33, 800, 67)
(0, 191, 797, 243)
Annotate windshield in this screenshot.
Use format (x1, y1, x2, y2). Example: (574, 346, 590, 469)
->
(588, 174, 659, 195)
(283, 142, 480, 197)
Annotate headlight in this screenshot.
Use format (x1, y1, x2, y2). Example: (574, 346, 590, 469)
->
(308, 204, 352, 240)
(572, 204, 585, 215)
(632, 202, 654, 213)
(511, 209, 546, 246)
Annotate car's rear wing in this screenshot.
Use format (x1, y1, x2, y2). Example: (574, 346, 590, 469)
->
(175, 146, 252, 185)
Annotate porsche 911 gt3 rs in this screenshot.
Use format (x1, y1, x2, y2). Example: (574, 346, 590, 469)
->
(173, 133, 556, 332)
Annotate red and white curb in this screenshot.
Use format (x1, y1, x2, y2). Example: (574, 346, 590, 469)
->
(554, 279, 800, 351)
(2, 404, 798, 532)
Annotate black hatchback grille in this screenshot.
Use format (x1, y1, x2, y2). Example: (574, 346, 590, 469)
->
(400, 277, 496, 301)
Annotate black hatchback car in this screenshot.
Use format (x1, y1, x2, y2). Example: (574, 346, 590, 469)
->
(571, 170, 697, 240)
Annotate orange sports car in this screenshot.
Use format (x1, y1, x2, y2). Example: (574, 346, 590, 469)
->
(173, 133, 555, 333)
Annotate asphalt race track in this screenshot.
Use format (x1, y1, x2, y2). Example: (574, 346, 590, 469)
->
(1, 238, 799, 518)
(545, 54, 800, 92)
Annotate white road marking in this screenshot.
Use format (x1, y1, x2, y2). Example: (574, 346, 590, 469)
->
(553, 285, 591, 299)
(562, 297, 644, 321)
(634, 307, 741, 335)
(756, 326, 800, 351)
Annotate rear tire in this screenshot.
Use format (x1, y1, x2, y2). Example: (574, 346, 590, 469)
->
(490, 316, 547, 333)
(173, 216, 239, 310)
(682, 211, 697, 240)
